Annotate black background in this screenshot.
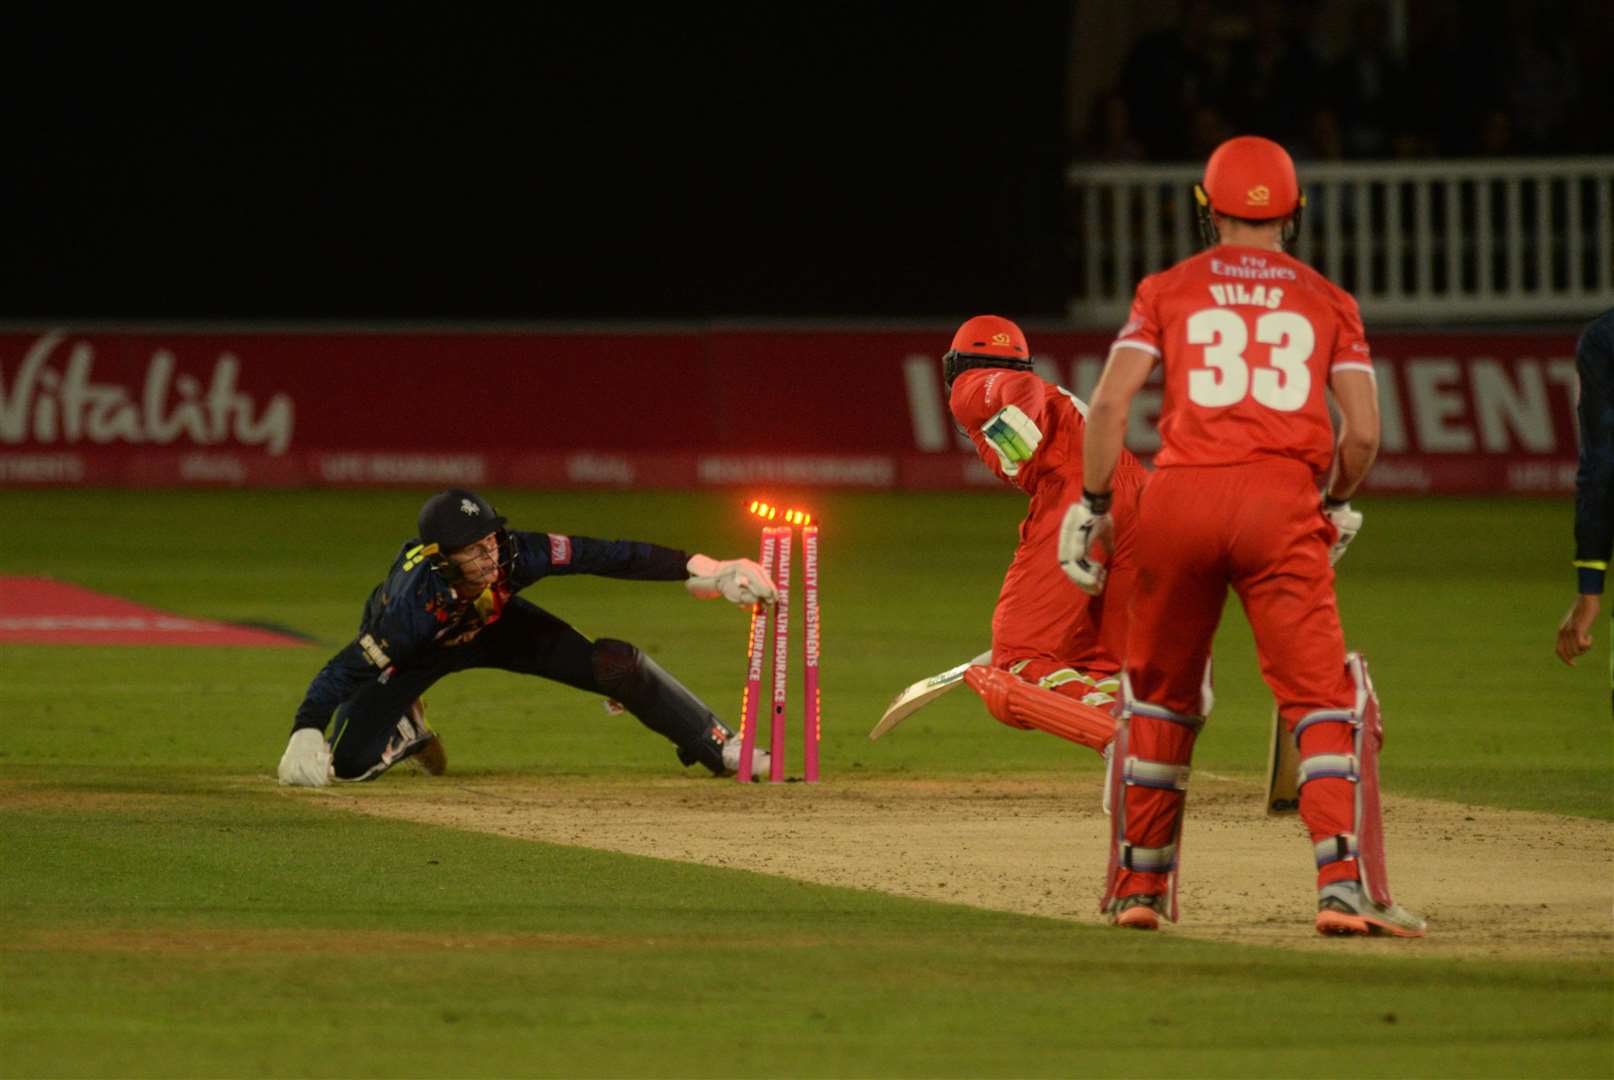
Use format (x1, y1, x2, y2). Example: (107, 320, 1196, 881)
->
(6, 8, 1074, 321)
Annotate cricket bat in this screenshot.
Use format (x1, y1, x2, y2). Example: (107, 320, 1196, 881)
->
(1265, 703, 1301, 815)
(868, 650, 993, 740)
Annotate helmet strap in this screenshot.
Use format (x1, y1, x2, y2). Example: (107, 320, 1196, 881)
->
(1195, 184, 1305, 252)
(1280, 198, 1305, 251)
(1194, 183, 1219, 247)
(418, 542, 463, 583)
(420, 529, 513, 587)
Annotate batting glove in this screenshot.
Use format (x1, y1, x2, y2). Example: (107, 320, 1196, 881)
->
(1058, 490, 1113, 596)
(980, 404, 1042, 477)
(686, 554, 778, 607)
(278, 728, 332, 787)
(1323, 497, 1363, 566)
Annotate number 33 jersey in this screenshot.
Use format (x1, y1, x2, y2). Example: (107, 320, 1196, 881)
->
(1112, 243, 1376, 480)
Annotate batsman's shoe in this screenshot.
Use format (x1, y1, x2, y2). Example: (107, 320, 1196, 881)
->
(1315, 881, 1426, 938)
(1107, 894, 1163, 931)
(405, 699, 447, 776)
(721, 737, 771, 781)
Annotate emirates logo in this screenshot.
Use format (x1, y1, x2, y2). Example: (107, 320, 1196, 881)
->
(1246, 185, 1271, 206)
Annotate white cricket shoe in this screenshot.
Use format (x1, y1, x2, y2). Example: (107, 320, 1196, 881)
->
(1316, 881, 1426, 938)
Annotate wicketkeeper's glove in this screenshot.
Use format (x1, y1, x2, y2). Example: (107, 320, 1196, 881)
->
(278, 727, 332, 787)
(686, 554, 778, 607)
(1057, 490, 1113, 596)
(1323, 496, 1363, 566)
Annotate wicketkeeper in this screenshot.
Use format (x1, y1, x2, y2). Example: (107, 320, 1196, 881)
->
(277, 488, 775, 786)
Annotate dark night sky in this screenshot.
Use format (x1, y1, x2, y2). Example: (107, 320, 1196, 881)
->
(6, 8, 1074, 321)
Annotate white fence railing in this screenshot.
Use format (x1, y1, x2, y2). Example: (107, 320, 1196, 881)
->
(1065, 158, 1614, 327)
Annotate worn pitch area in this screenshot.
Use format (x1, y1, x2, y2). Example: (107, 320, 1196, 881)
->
(312, 771, 1611, 959)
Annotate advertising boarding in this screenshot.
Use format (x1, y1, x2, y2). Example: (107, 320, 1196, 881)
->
(0, 326, 1583, 494)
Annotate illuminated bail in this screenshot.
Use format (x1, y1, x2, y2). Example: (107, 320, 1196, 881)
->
(748, 499, 813, 528)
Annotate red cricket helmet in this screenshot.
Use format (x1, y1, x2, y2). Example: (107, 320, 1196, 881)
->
(942, 315, 1032, 391)
(1194, 135, 1306, 248)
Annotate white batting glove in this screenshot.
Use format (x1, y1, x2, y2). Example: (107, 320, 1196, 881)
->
(277, 728, 332, 787)
(980, 404, 1042, 477)
(1058, 492, 1112, 595)
(686, 554, 778, 607)
(1323, 498, 1363, 565)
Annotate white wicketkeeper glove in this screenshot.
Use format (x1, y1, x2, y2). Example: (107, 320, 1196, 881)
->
(1323, 497, 1363, 566)
(1057, 491, 1113, 596)
(980, 404, 1042, 477)
(685, 554, 778, 607)
(277, 728, 332, 787)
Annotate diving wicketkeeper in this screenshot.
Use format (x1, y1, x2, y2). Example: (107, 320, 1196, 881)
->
(277, 488, 775, 786)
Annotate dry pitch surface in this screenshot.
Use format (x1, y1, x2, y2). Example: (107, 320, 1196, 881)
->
(316, 770, 1612, 960)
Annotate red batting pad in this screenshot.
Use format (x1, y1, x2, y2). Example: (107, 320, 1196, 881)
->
(963, 665, 1116, 751)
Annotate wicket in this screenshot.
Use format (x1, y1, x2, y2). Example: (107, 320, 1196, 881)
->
(736, 500, 821, 783)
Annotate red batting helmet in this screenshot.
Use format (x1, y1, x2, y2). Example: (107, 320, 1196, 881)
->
(948, 315, 1028, 360)
(1194, 135, 1305, 247)
(942, 315, 1033, 391)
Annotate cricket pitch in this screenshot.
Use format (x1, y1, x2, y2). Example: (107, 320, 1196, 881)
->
(308, 771, 1611, 960)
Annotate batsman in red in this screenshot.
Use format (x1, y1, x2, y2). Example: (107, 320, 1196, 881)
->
(1059, 135, 1426, 937)
(943, 316, 1138, 762)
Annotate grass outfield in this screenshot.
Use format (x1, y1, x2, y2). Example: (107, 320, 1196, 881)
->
(2, 489, 1610, 1078)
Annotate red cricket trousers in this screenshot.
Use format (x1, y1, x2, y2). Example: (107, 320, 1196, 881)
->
(1114, 459, 1362, 898)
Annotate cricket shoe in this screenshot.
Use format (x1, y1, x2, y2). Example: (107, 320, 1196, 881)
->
(721, 737, 771, 781)
(410, 734, 447, 776)
(1108, 894, 1163, 931)
(346, 705, 440, 783)
(1315, 881, 1426, 938)
(405, 699, 447, 776)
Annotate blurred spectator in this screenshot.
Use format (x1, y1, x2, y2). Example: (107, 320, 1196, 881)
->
(1091, 0, 1611, 164)
(1410, 9, 1510, 156)
(1505, 8, 1580, 153)
(1224, 0, 1322, 146)
(1186, 104, 1235, 161)
(1306, 109, 1346, 162)
(1116, 0, 1225, 161)
(1563, 1, 1614, 152)
(1084, 92, 1145, 163)
(1325, 2, 1413, 158)
(1478, 109, 1514, 157)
